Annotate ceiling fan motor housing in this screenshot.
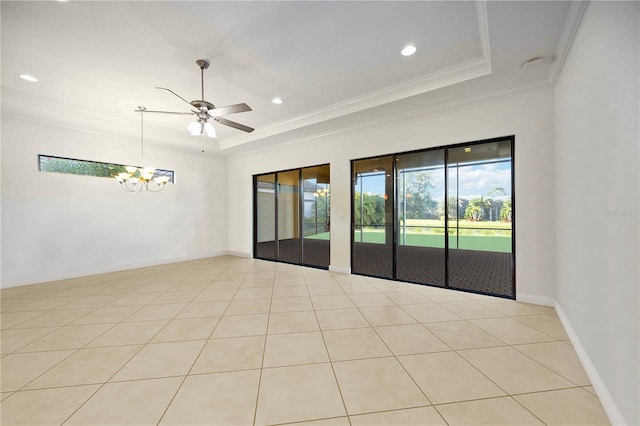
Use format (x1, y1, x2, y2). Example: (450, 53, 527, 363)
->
(196, 59, 210, 70)
(191, 100, 215, 111)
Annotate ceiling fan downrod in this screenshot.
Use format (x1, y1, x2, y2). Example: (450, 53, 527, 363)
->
(196, 59, 209, 104)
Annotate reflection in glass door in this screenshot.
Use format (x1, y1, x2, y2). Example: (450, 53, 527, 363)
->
(255, 174, 277, 260)
(254, 164, 330, 269)
(396, 150, 446, 286)
(352, 156, 394, 279)
(277, 170, 301, 264)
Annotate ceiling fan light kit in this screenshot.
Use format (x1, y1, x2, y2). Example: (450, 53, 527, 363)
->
(137, 59, 254, 139)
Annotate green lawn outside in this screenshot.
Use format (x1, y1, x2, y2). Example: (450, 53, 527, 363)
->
(403, 219, 512, 230)
(305, 229, 512, 253)
(353, 231, 511, 252)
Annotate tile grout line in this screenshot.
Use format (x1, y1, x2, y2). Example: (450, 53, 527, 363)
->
(57, 303, 177, 421)
(509, 342, 592, 388)
(9, 295, 154, 392)
(156, 261, 249, 425)
(59, 262, 223, 425)
(1, 257, 605, 425)
(342, 286, 438, 415)
(353, 277, 572, 418)
(449, 325, 587, 414)
(252, 268, 276, 426)
(307, 273, 353, 426)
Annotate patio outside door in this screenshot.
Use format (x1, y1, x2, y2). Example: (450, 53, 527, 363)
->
(351, 137, 514, 298)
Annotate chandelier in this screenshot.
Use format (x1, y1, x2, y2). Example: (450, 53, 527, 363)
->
(114, 107, 170, 192)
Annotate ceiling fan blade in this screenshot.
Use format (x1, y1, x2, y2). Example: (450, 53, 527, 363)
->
(156, 87, 195, 108)
(215, 117, 254, 133)
(136, 109, 194, 115)
(208, 103, 252, 117)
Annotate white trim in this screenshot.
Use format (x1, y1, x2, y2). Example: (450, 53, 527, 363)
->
(516, 292, 556, 307)
(329, 265, 351, 275)
(228, 81, 553, 159)
(0, 251, 229, 289)
(555, 302, 627, 426)
(221, 58, 491, 151)
(476, 0, 492, 63)
(549, 1, 590, 86)
(225, 250, 252, 258)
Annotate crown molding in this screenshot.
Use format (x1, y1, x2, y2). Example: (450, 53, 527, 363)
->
(221, 58, 491, 151)
(549, 1, 590, 86)
(227, 80, 553, 159)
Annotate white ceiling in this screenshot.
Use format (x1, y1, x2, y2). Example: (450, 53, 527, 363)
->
(1, 1, 580, 155)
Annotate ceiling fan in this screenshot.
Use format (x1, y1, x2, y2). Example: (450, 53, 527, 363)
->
(136, 59, 254, 138)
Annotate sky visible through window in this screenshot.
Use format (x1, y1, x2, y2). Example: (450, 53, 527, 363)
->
(358, 160, 511, 201)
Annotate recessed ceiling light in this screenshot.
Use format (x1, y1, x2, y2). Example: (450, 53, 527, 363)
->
(272, 98, 283, 105)
(401, 45, 416, 56)
(464, 147, 472, 153)
(19, 74, 38, 82)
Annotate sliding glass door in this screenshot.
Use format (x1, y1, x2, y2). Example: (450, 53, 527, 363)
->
(302, 165, 331, 267)
(277, 170, 300, 264)
(447, 140, 513, 295)
(254, 164, 330, 269)
(351, 137, 514, 298)
(352, 156, 394, 279)
(255, 174, 277, 260)
(395, 150, 446, 287)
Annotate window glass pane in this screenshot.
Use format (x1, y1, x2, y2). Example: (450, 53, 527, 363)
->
(302, 165, 330, 267)
(254, 165, 331, 269)
(447, 141, 512, 253)
(447, 139, 513, 297)
(352, 156, 394, 279)
(255, 174, 277, 260)
(395, 150, 446, 286)
(277, 170, 300, 264)
(38, 155, 175, 183)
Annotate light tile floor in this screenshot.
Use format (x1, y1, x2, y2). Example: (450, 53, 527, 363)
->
(1, 256, 610, 425)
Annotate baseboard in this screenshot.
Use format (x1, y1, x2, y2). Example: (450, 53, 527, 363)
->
(329, 265, 351, 274)
(1, 251, 229, 289)
(516, 292, 556, 307)
(555, 302, 626, 426)
(225, 251, 252, 258)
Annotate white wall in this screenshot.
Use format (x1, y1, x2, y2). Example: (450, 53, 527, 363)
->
(554, 2, 639, 425)
(227, 87, 557, 302)
(1, 115, 228, 288)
